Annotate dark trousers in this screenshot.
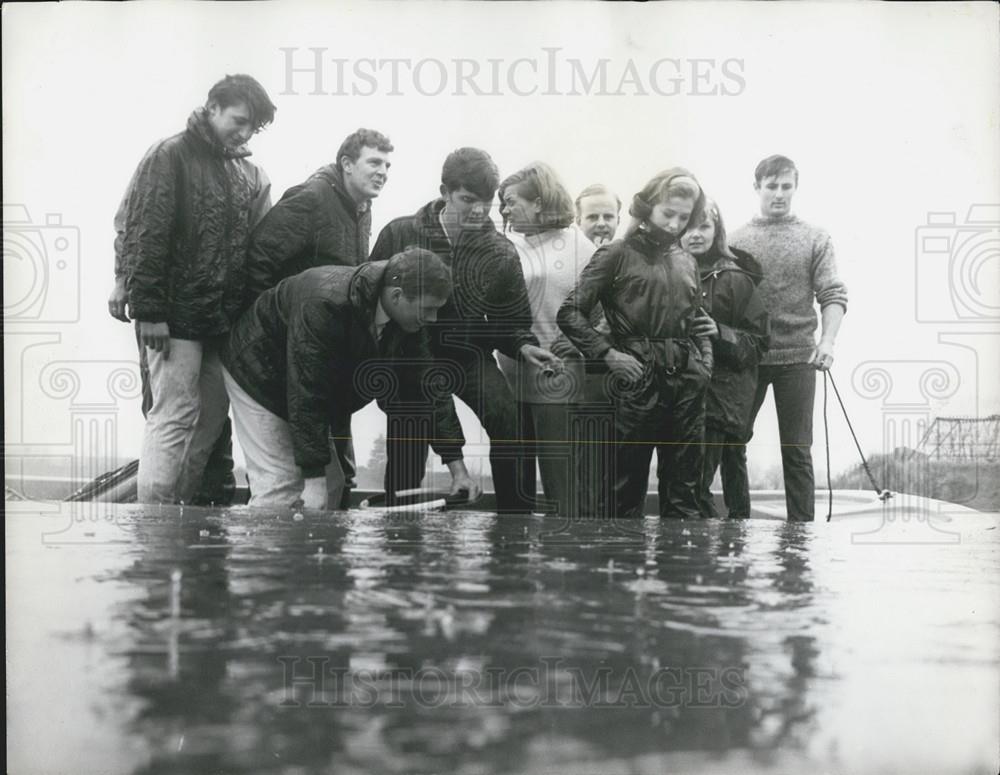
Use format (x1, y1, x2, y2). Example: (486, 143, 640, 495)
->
(330, 421, 357, 510)
(519, 401, 605, 517)
(748, 363, 816, 521)
(615, 365, 708, 520)
(384, 356, 535, 512)
(698, 428, 750, 519)
(137, 325, 235, 506)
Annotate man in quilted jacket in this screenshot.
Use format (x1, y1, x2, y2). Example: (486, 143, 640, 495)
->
(221, 248, 474, 509)
(238, 127, 393, 507)
(121, 74, 275, 504)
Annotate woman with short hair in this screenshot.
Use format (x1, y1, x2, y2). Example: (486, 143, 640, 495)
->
(497, 162, 598, 516)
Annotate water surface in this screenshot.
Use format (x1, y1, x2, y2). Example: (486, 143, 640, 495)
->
(6, 498, 998, 774)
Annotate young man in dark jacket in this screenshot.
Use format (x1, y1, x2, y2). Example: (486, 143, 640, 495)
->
(221, 249, 475, 509)
(243, 127, 393, 306)
(107, 164, 271, 505)
(120, 74, 275, 504)
(369, 147, 558, 512)
(241, 127, 393, 507)
(682, 200, 770, 519)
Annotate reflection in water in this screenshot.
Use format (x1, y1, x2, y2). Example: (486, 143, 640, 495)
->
(6, 504, 999, 774)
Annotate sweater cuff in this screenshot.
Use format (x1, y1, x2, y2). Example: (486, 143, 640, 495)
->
(585, 337, 613, 362)
(438, 450, 464, 466)
(130, 301, 168, 323)
(819, 299, 848, 314)
(432, 440, 464, 466)
(717, 323, 740, 347)
(300, 464, 327, 479)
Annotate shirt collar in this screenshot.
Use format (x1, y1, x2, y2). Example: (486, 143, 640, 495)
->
(375, 298, 391, 338)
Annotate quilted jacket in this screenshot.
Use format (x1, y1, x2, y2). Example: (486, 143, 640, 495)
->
(368, 199, 538, 363)
(122, 108, 271, 338)
(243, 164, 372, 309)
(222, 261, 465, 477)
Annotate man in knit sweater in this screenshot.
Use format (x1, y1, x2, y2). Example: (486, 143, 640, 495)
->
(729, 155, 848, 521)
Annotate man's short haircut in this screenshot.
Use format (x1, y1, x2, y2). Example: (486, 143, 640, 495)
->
(384, 247, 452, 301)
(207, 74, 276, 132)
(754, 154, 799, 185)
(441, 147, 500, 201)
(498, 162, 576, 231)
(337, 129, 394, 172)
(574, 184, 622, 219)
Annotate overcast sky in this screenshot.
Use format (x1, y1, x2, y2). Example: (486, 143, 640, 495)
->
(4, 1, 998, 484)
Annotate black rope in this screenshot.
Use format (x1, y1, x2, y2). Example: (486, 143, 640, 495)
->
(823, 372, 833, 521)
(823, 370, 892, 520)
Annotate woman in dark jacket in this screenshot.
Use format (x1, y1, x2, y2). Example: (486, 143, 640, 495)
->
(682, 199, 770, 518)
(558, 168, 716, 520)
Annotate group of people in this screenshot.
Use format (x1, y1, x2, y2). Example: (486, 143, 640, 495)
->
(109, 73, 847, 522)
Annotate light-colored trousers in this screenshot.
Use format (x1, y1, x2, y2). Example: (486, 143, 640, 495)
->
(222, 367, 345, 508)
(137, 337, 230, 504)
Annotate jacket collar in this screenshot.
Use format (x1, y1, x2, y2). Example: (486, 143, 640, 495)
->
(521, 224, 575, 249)
(627, 223, 677, 256)
(186, 108, 252, 160)
(417, 198, 496, 246)
(311, 164, 370, 216)
(698, 246, 765, 285)
(347, 261, 389, 324)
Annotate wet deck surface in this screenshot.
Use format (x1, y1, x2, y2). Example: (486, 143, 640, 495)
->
(6, 497, 999, 774)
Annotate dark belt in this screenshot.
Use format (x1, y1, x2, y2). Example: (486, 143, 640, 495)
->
(619, 336, 689, 375)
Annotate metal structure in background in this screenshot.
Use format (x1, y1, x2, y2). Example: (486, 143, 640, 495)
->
(919, 415, 1000, 462)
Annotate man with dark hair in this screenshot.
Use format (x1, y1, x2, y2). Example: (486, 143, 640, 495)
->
(730, 154, 848, 521)
(221, 249, 473, 509)
(239, 127, 393, 507)
(575, 184, 621, 246)
(118, 73, 274, 504)
(369, 147, 558, 512)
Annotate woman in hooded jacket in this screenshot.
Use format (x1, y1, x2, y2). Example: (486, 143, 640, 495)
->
(558, 168, 718, 520)
(681, 199, 770, 519)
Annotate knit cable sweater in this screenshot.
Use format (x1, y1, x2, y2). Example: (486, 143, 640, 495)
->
(498, 224, 595, 403)
(730, 214, 847, 366)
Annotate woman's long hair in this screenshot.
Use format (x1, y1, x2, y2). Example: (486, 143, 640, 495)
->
(622, 167, 705, 240)
(498, 161, 575, 233)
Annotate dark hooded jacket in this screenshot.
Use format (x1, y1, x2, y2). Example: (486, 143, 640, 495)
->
(369, 199, 538, 362)
(222, 262, 465, 477)
(699, 246, 770, 436)
(123, 109, 271, 338)
(243, 164, 372, 309)
(557, 225, 714, 376)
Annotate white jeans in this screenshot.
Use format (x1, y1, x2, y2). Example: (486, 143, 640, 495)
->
(223, 367, 345, 508)
(137, 338, 230, 504)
